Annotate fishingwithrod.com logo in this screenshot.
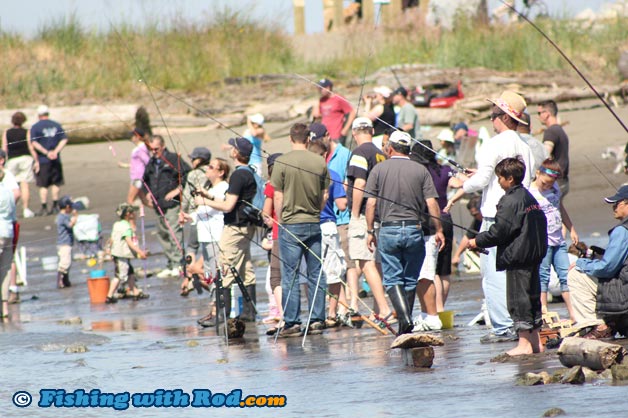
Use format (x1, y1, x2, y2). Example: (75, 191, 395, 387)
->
(12, 388, 286, 410)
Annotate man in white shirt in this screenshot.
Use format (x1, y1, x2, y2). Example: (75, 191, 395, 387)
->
(446, 91, 534, 343)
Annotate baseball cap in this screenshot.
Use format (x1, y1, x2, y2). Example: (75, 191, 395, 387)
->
(393, 87, 408, 97)
(116, 202, 138, 218)
(309, 122, 328, 141)
(437, 128, 455, 143)
(188, 147, 211, 162)
(228, 137, 253, 157)
(453, 122, 468, 132)
(267, 153, 282, 168)
(604, 185, 628, 203)
(59, 195, 73, 208)
(248, 113, 264, 126)
(130, 127, 145, 138)
(352, 117, 373, 130)
(389, 131, 412, 146)
(373, 86, 392, 98)
(37, 105, 50, 116)
(318, 78, 333, 89)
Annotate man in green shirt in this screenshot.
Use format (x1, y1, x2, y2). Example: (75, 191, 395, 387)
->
(271, 123, 330, 337)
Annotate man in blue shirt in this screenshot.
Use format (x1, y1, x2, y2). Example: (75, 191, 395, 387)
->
(568, 185, 628, 338)
(30, 105, 68, 216)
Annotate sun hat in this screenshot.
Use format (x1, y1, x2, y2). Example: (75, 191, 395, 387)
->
(248, 113, 264, 126)
(604, 185, 628, 203)
(437, 128, 455, 143)
(116, 203, 138, 218)
(487, 90, 528, 125)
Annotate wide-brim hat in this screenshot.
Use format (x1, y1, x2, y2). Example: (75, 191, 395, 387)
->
(487, 90, 528, 125)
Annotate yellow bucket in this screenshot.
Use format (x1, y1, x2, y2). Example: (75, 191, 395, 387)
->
(438, 310, 455, 329)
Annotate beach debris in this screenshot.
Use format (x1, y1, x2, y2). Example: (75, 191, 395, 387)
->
(542, 407, 566, 417)
(186, 340, 200, 347)
(390, 333, 444, 349)
(558, 337, 627, 371)
(64, 344, 89, 354)
(226, 318, 245, 339)
(57, 317, 82, 325)
(402, 347, 435, 368)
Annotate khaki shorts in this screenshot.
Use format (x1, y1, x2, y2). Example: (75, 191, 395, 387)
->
(321, 221, 346, 285)
(57, 245, 72, 274)
(348, 215, 374, 262)
(337, 224, 355, 269)
(6, 155, 35, 183)
(218, 224, 256, 287)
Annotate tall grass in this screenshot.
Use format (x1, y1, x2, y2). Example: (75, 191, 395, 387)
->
(1, 11, 627, 107)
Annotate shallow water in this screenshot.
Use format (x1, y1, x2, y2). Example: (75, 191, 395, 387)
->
(2, 235, 627, 418)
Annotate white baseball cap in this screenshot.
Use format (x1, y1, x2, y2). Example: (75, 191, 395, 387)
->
(37, 105, 49, 116)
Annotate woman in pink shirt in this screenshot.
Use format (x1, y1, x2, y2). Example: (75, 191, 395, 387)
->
(126, 128, 151, 205)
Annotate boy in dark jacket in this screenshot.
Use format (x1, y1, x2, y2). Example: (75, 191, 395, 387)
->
(469, 157, 548, 356)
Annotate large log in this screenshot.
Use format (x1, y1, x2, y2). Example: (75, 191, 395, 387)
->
(557, 336, 627, 371)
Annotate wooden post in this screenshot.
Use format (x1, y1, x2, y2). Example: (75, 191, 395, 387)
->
(293, 0, 306, 35)
(558, 337, 627, 371)
(334, 0, 344, 30)
(362, 0, 374, 25)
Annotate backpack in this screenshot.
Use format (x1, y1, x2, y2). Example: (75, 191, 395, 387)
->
(237, 165, 266, 227)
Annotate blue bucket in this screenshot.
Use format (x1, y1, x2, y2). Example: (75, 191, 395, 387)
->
(90, 269, 107, 279)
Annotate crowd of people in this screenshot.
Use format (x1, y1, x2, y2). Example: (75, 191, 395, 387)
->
(1, 79, 627, 357)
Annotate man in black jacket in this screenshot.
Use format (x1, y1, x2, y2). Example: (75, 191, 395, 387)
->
(143, 135, 190, 279)
(470, 157, 548, 356)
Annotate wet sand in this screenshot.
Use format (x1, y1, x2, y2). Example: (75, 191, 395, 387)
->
(2, 104, 628, 417)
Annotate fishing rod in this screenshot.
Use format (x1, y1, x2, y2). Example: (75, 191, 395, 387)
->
(584, 155, 619, 191)
(353, 5, 384, 121)
(499, 0, 628, 136)
(292, 73, 473, 175)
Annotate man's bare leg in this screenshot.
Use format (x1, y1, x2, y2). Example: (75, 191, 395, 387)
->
(359, 259, 391, 317)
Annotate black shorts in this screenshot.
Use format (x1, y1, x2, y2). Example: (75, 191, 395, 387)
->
(436, 214, 453, 276)
(36, 160, 64, 188)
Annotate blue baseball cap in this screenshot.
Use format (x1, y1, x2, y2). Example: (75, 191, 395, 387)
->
(228, 137, 253, 158)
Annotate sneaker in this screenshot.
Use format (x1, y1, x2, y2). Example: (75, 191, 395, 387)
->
(278, 324, 302, 338)
(412, 314, 443, 332)
(156, 268, 178, 279)
(23, 208, 35, 218)
(307, 321, 325, 335)
(480, 329, 519, 344)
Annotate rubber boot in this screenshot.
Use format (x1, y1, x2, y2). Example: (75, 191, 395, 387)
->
(57, 271, 65, 289)
(62, 272, 72, 288)
(217, 287, 232, 322)
(405, 287, 416, 318)
(386, 285, 413, 335)
(239, 285, 257, 322)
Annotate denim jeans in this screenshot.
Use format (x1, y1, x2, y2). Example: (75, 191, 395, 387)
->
(279, 223, 326, 327)
(539, 242, 570, 292)
(480, 219, 513, 334)
(378, 225, 425, 293)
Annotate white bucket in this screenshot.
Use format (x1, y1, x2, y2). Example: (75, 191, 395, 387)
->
(42, 256, 59, 271)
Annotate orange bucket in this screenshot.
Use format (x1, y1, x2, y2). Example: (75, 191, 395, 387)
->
(87, 277, 110, 304)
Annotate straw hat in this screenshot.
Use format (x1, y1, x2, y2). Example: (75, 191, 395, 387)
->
(487, 90, 528, 125)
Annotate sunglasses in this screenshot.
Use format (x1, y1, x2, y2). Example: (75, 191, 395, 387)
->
(490, 111, 505, 121)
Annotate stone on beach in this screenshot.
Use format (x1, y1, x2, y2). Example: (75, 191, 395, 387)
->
(390, 333, 444, 349)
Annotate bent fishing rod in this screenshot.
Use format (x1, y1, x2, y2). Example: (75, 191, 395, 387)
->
(145, 82, 484, 241)
(499, 0, 628, 137)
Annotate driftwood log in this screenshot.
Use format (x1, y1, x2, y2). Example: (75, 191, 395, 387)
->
(557, 337, 627, 371)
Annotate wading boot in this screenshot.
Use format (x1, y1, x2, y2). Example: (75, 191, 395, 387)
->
(216, 287, 232, 323)
(57, 271, 65, 289)
(386, 285, 413, 335)
(62, 272, 72, 288)
(239, 285, 257, 322)
(405, 287, 416, 318)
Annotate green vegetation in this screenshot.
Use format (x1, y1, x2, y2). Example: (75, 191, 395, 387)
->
(1, 11, 626, 107)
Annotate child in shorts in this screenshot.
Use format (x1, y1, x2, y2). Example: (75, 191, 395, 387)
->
(470, 157, 548, 356)
(106, 203, 148, 303)
(529, 159, 578, 322)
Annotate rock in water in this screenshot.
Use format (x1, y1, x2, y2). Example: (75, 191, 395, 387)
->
(560, 366, 585, 385)
(227, 318, 245, 339)
(64, 344, 89, 354)
(390, 333, 444, 349)
(542, 408, 566, 417)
